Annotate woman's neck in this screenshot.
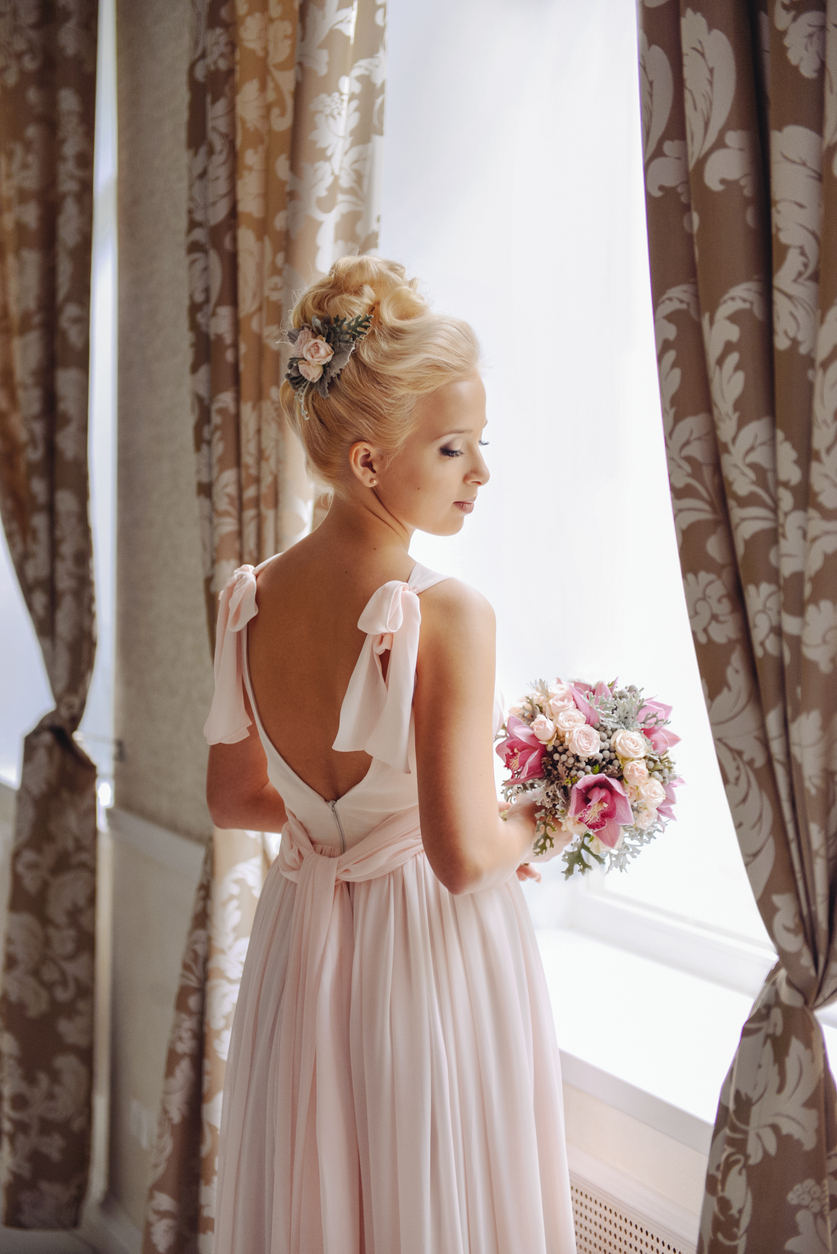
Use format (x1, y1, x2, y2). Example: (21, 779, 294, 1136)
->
(316, 490, 413, 562)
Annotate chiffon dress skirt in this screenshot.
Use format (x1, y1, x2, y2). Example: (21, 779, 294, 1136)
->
(204, 559, 576, 1254)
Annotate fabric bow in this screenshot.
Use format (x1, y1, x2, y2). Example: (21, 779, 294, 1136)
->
(332, 580, 421, 773)
(203, 564, 260, 745)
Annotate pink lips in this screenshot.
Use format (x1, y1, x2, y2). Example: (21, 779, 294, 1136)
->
(455, 501, 475, 513)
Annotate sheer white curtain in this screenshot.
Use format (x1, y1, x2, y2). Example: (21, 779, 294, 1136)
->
(380, 0, 767, 945)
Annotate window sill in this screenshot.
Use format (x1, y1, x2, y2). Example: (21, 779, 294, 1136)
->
(538, 925, 837, 1157)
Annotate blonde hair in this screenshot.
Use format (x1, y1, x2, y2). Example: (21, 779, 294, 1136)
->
(279, 256, 480, 491)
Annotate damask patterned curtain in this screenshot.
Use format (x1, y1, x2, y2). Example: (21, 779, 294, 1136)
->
(142, 2, 385, 1248)
(0, 1, 99, 1231)
(638, 2, 837, 1250)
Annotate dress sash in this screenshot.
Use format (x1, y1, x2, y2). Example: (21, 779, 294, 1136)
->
(271, 807, 425, 1250)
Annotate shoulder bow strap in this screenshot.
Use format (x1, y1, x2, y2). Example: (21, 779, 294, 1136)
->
(332, 580, 422, 773)
(203, 565, 260, 745)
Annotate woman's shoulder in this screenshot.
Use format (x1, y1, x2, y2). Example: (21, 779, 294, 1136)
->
(418, 576, 495, 635)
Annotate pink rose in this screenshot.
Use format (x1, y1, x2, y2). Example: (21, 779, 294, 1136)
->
(611, 729, 647, 760)
(496, 716, 546, 782)
(568, 774, 633, 848)
(644, 725, 681, 754)
(555, 707, 586, 733)
(567, 724, 599, 759)
(301, 335, 334, 365)
(531, 714, 556, 743)
(298, 359, 324, 382)
(623, 759, 649, 785)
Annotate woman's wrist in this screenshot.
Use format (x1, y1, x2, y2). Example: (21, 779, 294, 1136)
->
(501, 810, 538, 860)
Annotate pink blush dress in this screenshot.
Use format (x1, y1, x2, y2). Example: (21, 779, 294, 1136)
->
(205, 558, 576, 1254)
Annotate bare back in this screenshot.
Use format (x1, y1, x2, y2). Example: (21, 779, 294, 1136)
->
(246, 532, 415, 802)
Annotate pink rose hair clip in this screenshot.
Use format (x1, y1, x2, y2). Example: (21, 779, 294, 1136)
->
(282, 311, 373, 418)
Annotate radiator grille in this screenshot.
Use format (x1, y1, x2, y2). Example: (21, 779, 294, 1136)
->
(571, 1179, 693, 1254)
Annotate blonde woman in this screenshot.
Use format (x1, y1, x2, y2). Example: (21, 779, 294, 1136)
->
(205, 256, 576, 1253)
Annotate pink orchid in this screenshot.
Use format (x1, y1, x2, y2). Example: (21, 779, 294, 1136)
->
(643, 725, 681, 754)
(638, 697, 672, 724)
(638, 698, 680, 753)
(656, 777, 683, 822)
(569, 680, 609, 726)
(496, 715, 546, 782)
(568, 774, 633, 848)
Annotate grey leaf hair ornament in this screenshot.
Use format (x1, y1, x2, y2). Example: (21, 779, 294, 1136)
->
(282, 311, 373, 419)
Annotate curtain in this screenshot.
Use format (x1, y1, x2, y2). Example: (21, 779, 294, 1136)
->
(0, 0, 99, 1231)
(638, 2, 837, 1250)
(142, 2, 385, 1248)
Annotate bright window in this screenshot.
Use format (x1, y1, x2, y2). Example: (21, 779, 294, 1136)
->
(381, 0, 770, 950)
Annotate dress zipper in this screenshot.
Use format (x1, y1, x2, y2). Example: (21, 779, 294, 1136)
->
(329, 799, 347, 854)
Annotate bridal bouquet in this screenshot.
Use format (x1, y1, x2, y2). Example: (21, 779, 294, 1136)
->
(496, 679, 682, 878)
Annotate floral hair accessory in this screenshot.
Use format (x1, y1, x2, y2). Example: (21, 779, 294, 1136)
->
(282, 311, 373, 418)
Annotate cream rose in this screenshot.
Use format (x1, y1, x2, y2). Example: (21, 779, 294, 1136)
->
(555, 707, 586, 733)
(531, 714, 556, 744)
(298, 359, 323, 382)
(301, 335, 334, 365)
(622, 759, 649, 785)
(562, 817, 587, 837)
(611, 729, 647, 760)
(567, 724, 599, 759)
(639, 778, 666, 807)
(634, 807, 658, 831)
(547, 685, 575, 716)
(293, 327, 315, 356)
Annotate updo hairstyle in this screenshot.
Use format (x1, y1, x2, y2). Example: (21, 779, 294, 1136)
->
(279, 256, 481, 492)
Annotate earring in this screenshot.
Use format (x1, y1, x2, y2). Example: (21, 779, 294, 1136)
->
(370, 479, 378, 487)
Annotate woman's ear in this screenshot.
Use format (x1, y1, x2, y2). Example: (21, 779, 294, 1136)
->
(348, 441, 383, 489)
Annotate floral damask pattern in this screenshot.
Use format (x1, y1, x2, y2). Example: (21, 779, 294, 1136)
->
(187, 0, 385, 640)
(142, 3, 386, 1247)
(639, 2, 837, 1250)
(0, 0, 98, 1229)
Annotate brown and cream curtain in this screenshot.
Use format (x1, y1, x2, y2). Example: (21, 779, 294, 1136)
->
(142, 1, 386, 1248)
(639, 2, 837, 1250)
(0, 0, 99, 1231)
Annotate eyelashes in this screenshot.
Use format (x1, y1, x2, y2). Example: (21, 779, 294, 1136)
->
(441, 440, 489, 458)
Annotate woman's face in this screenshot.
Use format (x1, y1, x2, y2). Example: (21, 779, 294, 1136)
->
(373, 370, 490, 536)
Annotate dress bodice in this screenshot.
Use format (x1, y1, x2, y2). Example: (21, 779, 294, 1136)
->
(203, 558, 450, 849)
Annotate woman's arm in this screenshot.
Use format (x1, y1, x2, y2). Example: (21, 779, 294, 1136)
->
(414, 580, 543, 895)
(206, 708, 288, 832)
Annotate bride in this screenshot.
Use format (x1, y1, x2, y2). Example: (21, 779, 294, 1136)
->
(204, 255, 576, 1253)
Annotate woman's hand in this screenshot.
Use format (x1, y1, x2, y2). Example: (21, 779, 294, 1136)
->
(497, 798, 578, 881)
(497, 798, 542, 882)
(516, 862, 542, 883)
